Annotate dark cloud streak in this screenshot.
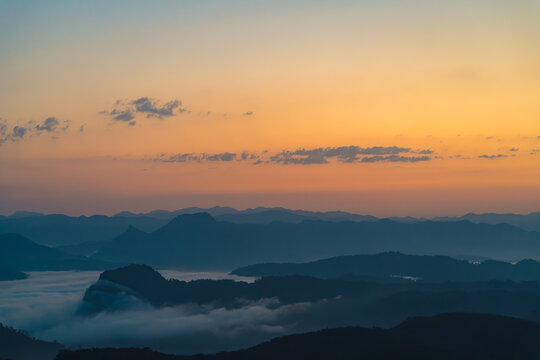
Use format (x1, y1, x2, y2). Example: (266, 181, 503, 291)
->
(155, 146, 433, 165)
(103, 97, 186, 124)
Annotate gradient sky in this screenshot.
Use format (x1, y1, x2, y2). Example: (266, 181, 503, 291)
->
(0, 0, 539, 216)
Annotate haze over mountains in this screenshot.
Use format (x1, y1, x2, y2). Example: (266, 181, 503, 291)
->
(80, 213, 540, 268)
(1, 206, 540, 359)
(0, 233, 113, 272)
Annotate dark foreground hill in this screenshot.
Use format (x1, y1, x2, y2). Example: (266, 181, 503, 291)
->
(0, 323, 63, 360)
(55, 313, 540, 360)
(0, 233, 114, 271)
(87, 213, 540, 268)
(0, 264, 27, 281)
(232, 252, 540, 282)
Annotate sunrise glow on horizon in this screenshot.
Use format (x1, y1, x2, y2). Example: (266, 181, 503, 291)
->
(1, 0, 539, 216)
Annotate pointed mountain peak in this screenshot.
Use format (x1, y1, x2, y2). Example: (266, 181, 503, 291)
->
(125, 225, 146, 235)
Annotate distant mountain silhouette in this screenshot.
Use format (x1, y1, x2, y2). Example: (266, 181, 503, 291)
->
(0, 263, 27, 281)
(0, 323, 63, 360)
(111, 206, 540, 230)
(2, 208, 538, 248)
(9, 210, 45, 218)
(0, 233, 114, 271)
(113, 206, 379, 223)
(55, 313, 540, 360)
(0, 214, 167, 246)
(433, 212, 540, 231)
(87, 213, 540, 268)
(232, 252, 540, 282)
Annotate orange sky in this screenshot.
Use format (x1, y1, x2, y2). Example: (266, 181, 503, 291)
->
(0, 0, 539, 216)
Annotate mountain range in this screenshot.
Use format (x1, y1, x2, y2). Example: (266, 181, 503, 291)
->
(0, 233, 114, 272)
(1, 207, 538, 247)
(78, 213, 540, 268)
(231, 252, 540, 282)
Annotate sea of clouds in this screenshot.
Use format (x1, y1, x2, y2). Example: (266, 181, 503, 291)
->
(0, 271, 311, 354)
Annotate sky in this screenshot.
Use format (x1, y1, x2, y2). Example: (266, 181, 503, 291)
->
(0, 0, 539, 216)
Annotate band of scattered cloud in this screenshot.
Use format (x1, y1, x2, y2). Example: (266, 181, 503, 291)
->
(0, 116, 70, 145)
(154, 146, 434, 165)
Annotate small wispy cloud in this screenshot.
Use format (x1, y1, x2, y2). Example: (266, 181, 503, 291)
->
(102, 97, 186, 124)
(478, 154, 507, 160)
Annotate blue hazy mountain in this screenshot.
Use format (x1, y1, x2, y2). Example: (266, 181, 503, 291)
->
(55, 313, 540, 360)
(86, 213, 540, 268)
(2, 208, 538, 248)
(0, 323, 63, 360)
(0, 233, 114, 271)
(113, 207, 540, 230)
(231, 252, 540, 282)
(113, 206, 379, 223)
(0, 214, 167, 246)
(432, 212, 540, 231)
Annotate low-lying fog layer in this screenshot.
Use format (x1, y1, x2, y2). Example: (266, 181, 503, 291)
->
(0, 271, 307, 354)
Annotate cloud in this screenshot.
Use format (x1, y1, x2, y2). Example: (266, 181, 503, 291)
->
(0, 116, 72, 146)
(509, 148, 519, 152)
(154, 146, 433, 165)
(360, 155, 432, 163)
(103, 97, 186, 124)
(267, 146, 428, 165)
(206, 152, 236, 161)
(111, 109, 135, 121)
(478, 154, 507, 160)
(128, 121, 137, 127)
(12, 125, 27, 139)
(131, 97, 183, 118)
(0, 271, 307, 355)
(0, 118, 8, 144)
(414, 149, 433, 154)
(0, 119, 29, 144)
(242, 112, 254, 116)
(35, 117, 60, 132)
(241, 151, 259, 161)
(157, 153, 201, 163)
(157, 152, 238, 163)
